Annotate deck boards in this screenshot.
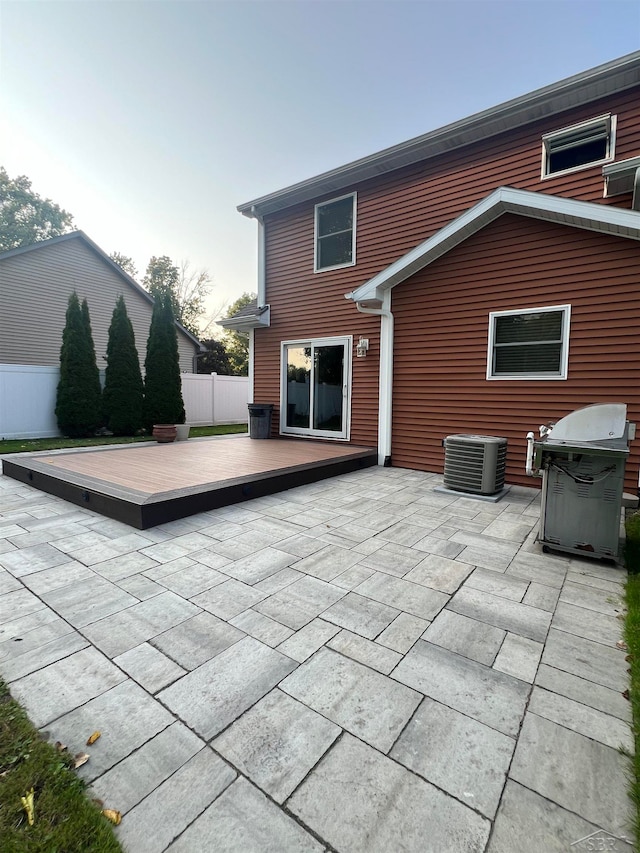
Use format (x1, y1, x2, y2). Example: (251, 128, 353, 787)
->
(2, 437, 377, 528)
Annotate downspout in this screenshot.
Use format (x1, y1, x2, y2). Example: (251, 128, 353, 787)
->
(251, 206, 266, 309)
(247, 328, 255, 404)
(355, 290, 394, 467)
(249, 205, 266, 406)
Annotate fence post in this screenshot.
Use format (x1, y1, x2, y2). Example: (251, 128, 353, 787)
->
(210, 373, 217, 425)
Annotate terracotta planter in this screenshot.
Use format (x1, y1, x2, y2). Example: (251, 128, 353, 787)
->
(152, 424, 177, 443)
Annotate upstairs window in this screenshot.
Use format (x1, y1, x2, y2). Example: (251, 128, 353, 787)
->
(487, 305, 571, 380)
(542, 115, 615, 178)
(315, 193, 356, 272)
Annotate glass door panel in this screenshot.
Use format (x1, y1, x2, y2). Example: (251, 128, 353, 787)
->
(285, 345, 311, 428)
(313, 345, 344, 432)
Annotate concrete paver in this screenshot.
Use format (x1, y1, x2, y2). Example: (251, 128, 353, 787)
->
(289, 734, 491, 853)
(212, 687, 340, 803)
(0, 462, 634, 851)
(391, 695, 515, 819)
(159, 636, 296, 740)
(281, 646, 421, 751)
(166, 777, 324, 853)
(510, 713, 633, 837)
(422, 607, 505, 665)
(117, 748, 236, 853)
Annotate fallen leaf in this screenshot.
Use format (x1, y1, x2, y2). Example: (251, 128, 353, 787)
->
(86, 731, 101, 746)
(92, 798, 104, 809)
(626, 654, 632, 662)
(102, 809, 122, 826)
(623, 689, 630, 701)
(74, 752, 90, 769)
(55, 741, 67, 753)
(20, 788, 35, 826)
(616, 640, 628, 651)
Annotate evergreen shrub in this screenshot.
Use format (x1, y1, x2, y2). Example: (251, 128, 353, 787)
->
(103, 295, 144, 435)
(55, 292, 102, 437)
(143, 292, 185, 431)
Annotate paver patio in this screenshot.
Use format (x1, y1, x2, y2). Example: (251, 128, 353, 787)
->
(0, 460, 634, 852)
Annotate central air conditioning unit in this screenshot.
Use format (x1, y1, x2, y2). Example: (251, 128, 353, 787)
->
(443, 434, 507, 495)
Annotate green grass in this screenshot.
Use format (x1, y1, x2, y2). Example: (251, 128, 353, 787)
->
(0, 679, 122, 852)
(625, 573, 640, 848)
(0, 424, 248, 455)
(625, 513, 640, 849)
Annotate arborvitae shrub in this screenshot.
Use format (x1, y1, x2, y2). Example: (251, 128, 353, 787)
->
(55, 292, 102, 437)
(103, 295, 144, 435)
(143, 291, 185, 431)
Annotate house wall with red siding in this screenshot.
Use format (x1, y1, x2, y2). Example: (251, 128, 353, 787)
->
(391, 214, 640, 492)
(253, 87, 640, 460)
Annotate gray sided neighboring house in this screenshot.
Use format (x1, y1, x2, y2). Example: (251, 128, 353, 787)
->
(0, 231, 202, 373)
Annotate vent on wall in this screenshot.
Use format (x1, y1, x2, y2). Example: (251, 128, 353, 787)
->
(443, 435, 507, 496)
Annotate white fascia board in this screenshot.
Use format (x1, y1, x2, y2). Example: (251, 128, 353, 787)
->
(347, 188, 640, 303)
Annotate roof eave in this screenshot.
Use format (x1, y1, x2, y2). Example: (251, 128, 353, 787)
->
(217, 306, 270, 331)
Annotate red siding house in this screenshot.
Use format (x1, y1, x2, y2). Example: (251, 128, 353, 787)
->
(226, 53, 640, 492)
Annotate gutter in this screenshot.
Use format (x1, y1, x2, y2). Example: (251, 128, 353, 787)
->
(354, 292, 394, 466)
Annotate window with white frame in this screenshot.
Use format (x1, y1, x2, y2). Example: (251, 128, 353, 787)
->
(314, 193, 356, 272)
(487, 305, 571, 380)
(542, 114, 615, 178)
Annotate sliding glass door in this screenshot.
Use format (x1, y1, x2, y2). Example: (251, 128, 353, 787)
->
(281, 337, 351, 439)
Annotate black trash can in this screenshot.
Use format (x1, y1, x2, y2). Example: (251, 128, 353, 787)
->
(248, 403, 274, 439)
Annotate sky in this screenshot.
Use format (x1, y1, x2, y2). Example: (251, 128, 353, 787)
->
(1, 0, 639, 333)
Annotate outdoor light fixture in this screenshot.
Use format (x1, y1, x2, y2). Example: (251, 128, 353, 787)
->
(356, 337, 369, 357)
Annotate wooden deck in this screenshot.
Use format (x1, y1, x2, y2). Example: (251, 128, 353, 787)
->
(2, 437, 377, 529)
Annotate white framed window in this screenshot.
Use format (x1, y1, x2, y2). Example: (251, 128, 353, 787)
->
(541, 114, 616, 179)
(314, 193, 356, 272)
(280, 336, 352, 439)
(487, 305, 571, 380)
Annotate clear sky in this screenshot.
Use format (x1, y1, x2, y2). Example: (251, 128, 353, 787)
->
(2, 1, 639, 331)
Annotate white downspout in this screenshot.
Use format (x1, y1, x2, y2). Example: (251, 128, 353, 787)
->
(251, 206, 266, 309)
(247, 328, 255, 405)
(250, 206, 265, 407)
(355, 290, 394, 466)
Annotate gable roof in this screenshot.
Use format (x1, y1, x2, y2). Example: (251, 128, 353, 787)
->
(347, 187, 640, 305)
(0, 231, 204, 350)
(238, 51, 640, 220)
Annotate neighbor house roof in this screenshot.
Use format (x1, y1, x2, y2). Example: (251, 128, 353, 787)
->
(0, 231, 204, 350)
(217, 299, 270, 331)
(347, 187, 640, 305)
(238, 51, 640, 220)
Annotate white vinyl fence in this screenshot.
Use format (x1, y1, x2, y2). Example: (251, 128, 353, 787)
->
(0, 365, 62, 440)
(180, 373, 249, 426)
(0, 365, 249, 440)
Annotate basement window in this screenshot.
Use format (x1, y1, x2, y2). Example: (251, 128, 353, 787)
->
(542, 115, 615, 178)
(487, 305, 571, 380)
(314, 193, 356, 272)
